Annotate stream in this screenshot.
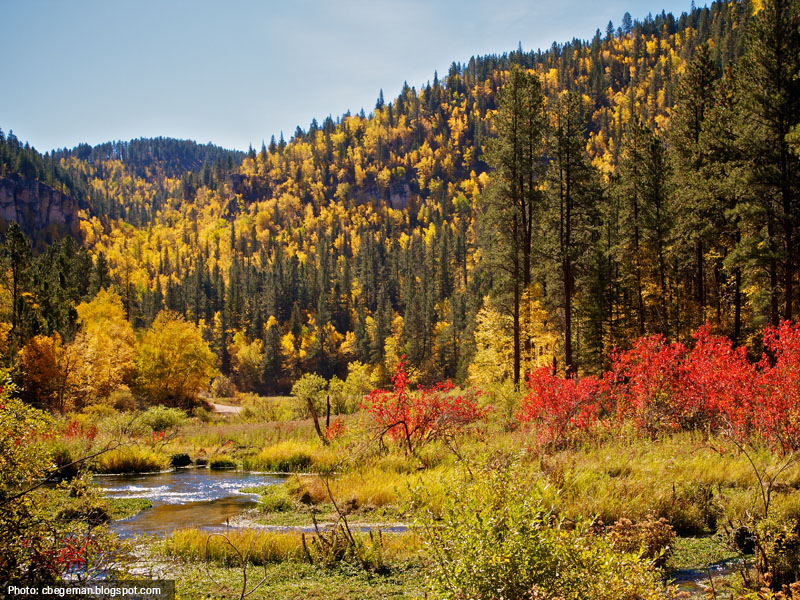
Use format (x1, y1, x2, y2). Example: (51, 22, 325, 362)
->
(96, 469, 735, 598)
(95, 469, 282, 537)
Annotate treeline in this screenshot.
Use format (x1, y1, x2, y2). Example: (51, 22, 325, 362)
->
(54, 137, 244, 179)
(0, 130, 90, 201)
(2, 0, 797, 399)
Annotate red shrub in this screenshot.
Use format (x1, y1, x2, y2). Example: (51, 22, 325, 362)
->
(64, 419, 97, 440)
(680, 325, 757, 435)
(325, 417, 346, 442)
(606, 335, 687, 435)
(756, 321, 800, 453)
(516, 368, 602, 444)
(363, 358, 486, 453)
(513, 323, 800, 452)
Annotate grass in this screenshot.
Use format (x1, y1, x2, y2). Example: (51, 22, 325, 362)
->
(239, 395, 298, 422)
(248, 484, 294, 512)
(163, 528, 306, 565)
(282, 467, 447, 511)
(37, 486, 152, 525)
(161, 527, 422, 569)
(92, 446, 170, 474)
(209, 455, 238, 470)
(169, 560, 425, 600)
(465, 429, 800, 534)
(242, 440, 341, 473)
(666, 534, 744, 571)
(107, 497, 153, 520)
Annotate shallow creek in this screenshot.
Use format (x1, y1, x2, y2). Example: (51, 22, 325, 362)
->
(95, 469, 282, 537)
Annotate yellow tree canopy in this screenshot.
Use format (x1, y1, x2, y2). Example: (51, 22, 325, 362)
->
(136, 310, 218, 405)
(70, 289, 136, 409)
(469, 290, 556, 388)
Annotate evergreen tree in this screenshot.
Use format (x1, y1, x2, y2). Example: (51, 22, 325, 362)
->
(544, 92, 601, 375)
(735, 0, 800, 321)
(482, 66, 548, 387)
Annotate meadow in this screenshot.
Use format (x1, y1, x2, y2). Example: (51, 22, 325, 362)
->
(6, 324, 800, 599)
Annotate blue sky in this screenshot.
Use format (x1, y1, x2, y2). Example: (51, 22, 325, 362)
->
(1, 0, 693, 152)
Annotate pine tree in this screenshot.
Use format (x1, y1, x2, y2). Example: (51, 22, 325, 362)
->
(668, 43, 720, 329)
(482, 65, 547, 387)
(735, 0, 800, 321)
(545, 92, 601, 375)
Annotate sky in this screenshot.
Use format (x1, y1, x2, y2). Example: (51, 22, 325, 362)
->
(1, 0, 694, 153)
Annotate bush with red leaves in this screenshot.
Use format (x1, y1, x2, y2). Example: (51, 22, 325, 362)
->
(516, 368, 602, 445)
(513, 323, 800, 453)
(363, 358, 486, 454)
(605, 335, 687, 436)
(756, 321, 800, 453)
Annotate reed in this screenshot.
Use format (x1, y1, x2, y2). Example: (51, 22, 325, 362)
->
(92, 446, 169, 474)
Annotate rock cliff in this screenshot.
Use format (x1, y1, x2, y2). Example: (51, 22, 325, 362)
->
(0, 177, 82, 237)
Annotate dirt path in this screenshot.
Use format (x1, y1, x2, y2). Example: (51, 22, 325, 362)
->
(209, 402, 242, 414)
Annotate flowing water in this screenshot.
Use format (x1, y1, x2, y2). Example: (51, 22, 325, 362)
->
(95, 469, 283, 537)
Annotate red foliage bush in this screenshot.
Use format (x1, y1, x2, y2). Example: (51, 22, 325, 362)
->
(756, 321, 800, 453)
(516, 368, 602, 444)
(680, 325, 757, 435)
(325, 417, 346, 442)
(363, 358, 486, 454)
(514, 323, 800, 453)
(605, 335, 687, 436)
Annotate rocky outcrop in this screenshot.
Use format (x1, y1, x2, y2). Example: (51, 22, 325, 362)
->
(0, 177, 82, 237)
(388, 182, 411, 210)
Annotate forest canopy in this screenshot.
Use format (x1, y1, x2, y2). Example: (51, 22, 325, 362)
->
(1, 0, 798, 405)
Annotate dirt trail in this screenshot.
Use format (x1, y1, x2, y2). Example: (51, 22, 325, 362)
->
(210, 402, 242, 414)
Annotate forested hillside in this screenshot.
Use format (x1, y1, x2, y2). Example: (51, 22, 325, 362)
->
(2, 0, 798, 403)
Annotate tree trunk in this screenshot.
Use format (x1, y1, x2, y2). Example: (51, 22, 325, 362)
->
(307, 397, 329, 446)
(564, 257, 574, 376)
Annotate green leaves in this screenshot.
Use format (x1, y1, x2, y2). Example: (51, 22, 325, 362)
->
(419, 463, 666, 600)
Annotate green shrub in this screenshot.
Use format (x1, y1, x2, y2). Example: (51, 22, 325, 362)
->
(209, 456, 237, 470)
(754, 516, 800, 590)
(47, 439, 82, 480)
(256, 484, 294, 512)
(291, 373, 327, 418)
(140, 406, 186, 432)
(211, 375, 237, 398)
(418, 465, 665, 600)
(56, 499, 111, 526)
(192, 405, 214, 423)
(108, 387, 136, 411)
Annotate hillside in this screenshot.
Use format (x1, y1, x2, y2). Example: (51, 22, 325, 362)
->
(3, 0, 799, 393)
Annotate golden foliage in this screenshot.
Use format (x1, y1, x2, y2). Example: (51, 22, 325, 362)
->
(135, 310, 218, 404)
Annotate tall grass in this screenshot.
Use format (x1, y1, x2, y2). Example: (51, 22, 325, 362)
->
(162, 527, 422, 568)
(163, 528, 305, 565)
(242, 440, 340, 473)
(284, 465, 453, 512)
(177, 419, 317, 458)
(92, 446, 169, 474)
(209, 456, 238, 470)
(238, 395, 297, 422)
(496, 431, 800, 533)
